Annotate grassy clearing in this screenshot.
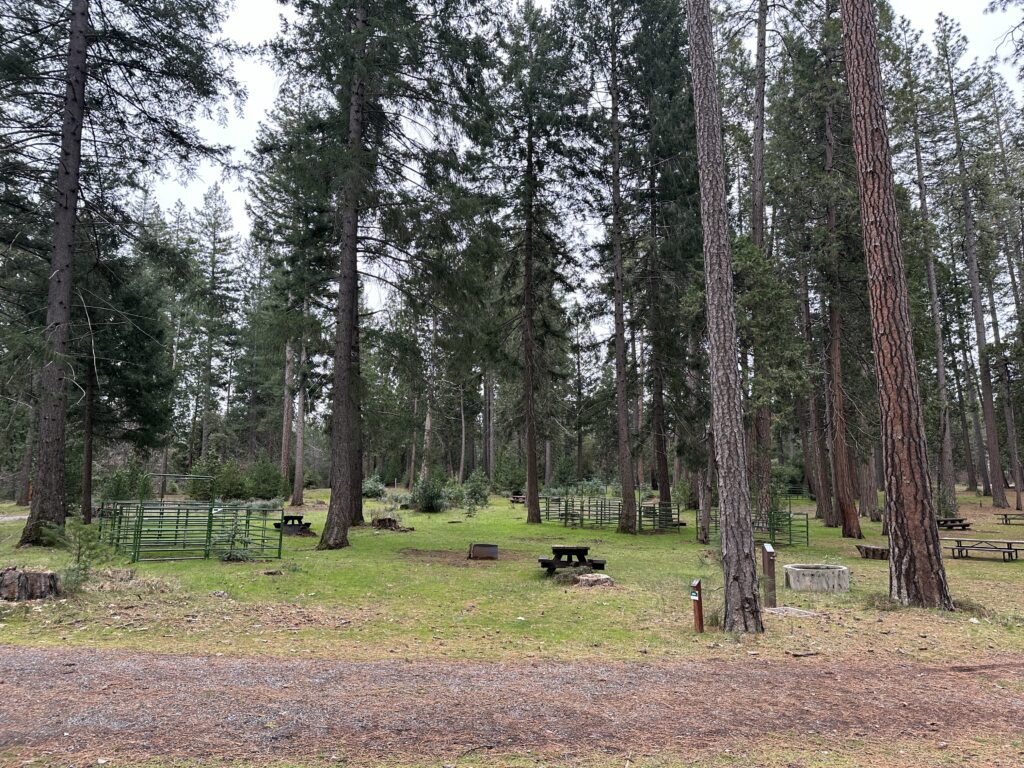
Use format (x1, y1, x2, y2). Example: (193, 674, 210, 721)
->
(1, 491, 1023, 663)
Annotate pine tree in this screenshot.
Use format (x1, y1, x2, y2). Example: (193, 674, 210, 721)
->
(839, 0, 953, 608)
(688, 0, 763, 633)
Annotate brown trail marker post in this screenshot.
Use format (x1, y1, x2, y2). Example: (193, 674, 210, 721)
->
(691, 578, 704, 633)
(762, 543, 777, 608)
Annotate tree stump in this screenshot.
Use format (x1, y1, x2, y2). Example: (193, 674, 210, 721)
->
(1, 567, 61, 601)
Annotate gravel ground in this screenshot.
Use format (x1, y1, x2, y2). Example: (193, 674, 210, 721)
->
(1, 645, 1022, 764)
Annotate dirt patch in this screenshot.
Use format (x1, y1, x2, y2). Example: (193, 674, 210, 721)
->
(400, 548, 533, 566)
(0, 645, 1021, 764)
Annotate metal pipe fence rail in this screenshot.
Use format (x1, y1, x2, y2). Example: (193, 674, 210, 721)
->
(702, 490, 810, 547)
(541, 496, 685, 531)
(97, 501, 283, 562)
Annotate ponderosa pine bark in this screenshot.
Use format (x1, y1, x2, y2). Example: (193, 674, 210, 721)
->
(320, 0, 367, 550)
(839, 0, 952, 608)
(688, 0, 763, 632)
(20, 0, 89, 547)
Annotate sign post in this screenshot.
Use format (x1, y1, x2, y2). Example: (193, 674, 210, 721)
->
(690, 578, 704, 633)
(762, 543, 777, 608)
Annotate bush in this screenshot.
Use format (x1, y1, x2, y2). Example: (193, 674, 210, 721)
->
(411, 475, 448, 513)
(247, 458, 282, 500)
(214, 461, 248, 500)
(576, 479, 606, 498)
(443, 481, 465, 509)
(362, 474, 387, 499)
(463, 469, 490, 507)
(44, 517, 111, 594)
(188, 457, 218, 501)
(101, 464, 151, 501)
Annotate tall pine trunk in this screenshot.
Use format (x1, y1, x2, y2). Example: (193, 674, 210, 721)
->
(407, 395, 418, 489)
(520, 87, 543, 524)
(291, 341, 307, 507)
(609, 37, 638, 534)
(281, 341, 294, 484)
(957, 313, 991, 495)
(988, 284, 1023, 510)
(951, 356, 978, 492)
(750, 0, 773, 524)
(941, 48, 1008, 508)
(824, 78, 861, 539)
(801, 268, 835, 521)
(910, 95, 957, 516)
(689, 0, 763, 632)
(840, 0, 952, 608)
(320, 1, 367, 549)
(21, 0, 89, 546)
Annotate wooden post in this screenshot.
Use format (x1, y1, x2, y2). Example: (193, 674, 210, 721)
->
(691, 578, 704, 633)
(762, 543, 777, 608)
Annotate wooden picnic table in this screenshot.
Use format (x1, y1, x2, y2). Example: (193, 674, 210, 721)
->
(996, 512, 1024, 525)
(538, 545, 606, 575)
(275, 514, 311, 534)
(941, 537, 1024, 561)
(935, 517, 971, 531)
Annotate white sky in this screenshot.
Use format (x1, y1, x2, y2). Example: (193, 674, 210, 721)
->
(153, 0, 1022, 237)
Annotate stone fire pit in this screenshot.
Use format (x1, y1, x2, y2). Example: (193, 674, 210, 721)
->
(783, 563, 850, 593)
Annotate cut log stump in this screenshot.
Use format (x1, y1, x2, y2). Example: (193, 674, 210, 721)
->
(1, 567, 61, 601)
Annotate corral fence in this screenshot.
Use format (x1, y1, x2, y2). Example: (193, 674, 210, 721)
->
(97, 500, 283, 562)
(541, 496, 686, 531)
(703, 485, 810, 546)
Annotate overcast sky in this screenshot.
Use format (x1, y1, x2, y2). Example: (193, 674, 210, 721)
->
(152, 0, 1022, 237)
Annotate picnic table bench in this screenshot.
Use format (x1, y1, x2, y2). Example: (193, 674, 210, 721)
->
(509, 495, 526, 505)
(538, 545, 606, 575)
(941, 537, 1024, 561)
(996, 512, 1024, 525)
(935, 517, 972, 531)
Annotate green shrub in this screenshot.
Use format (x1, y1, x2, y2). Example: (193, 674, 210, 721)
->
(463, 469, 490, 507)
(362, 474, 387, 499)
(443, 481, 465, 509)
(247, 458, 282, 500)
(188, 457, 218, 500)
(44, 517, 111, 594)
(214, 461, 248, 500)
(411, 475, 448, 513)
(577, 479, 606, 497)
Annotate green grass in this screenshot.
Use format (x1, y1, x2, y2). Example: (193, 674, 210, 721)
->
(1, 492, 1022, 662)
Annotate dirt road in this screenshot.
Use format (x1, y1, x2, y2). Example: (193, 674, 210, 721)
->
(1, 645, 1022, 764)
